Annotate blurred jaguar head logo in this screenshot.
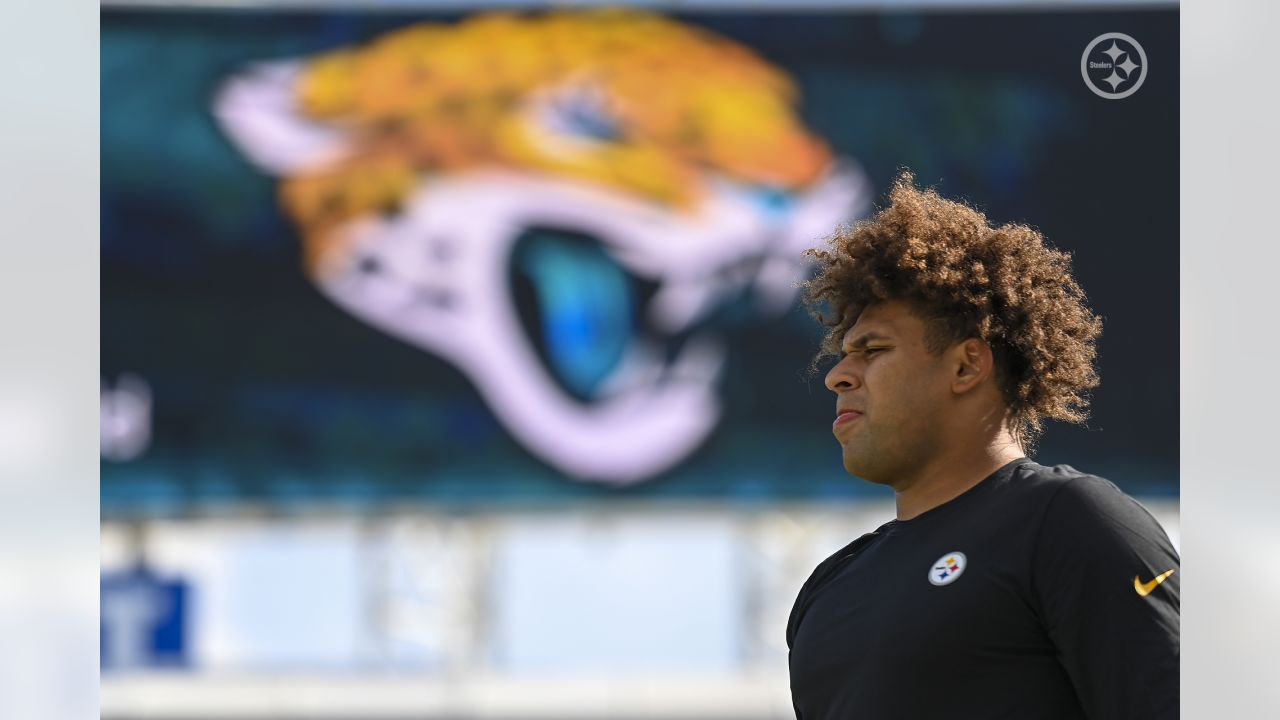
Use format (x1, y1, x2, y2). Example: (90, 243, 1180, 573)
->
(215, 9, 868, 485)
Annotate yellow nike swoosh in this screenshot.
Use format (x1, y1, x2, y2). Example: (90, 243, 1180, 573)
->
(1133, 569, 1176, 597)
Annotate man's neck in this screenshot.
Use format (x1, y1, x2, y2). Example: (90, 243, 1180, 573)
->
(893, 442, 1025, 521)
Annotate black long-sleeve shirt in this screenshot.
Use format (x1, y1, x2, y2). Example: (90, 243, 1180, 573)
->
(787, 457, 1179, 719)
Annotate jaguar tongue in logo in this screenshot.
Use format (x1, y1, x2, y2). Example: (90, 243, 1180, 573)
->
(929, 552, 968, 586)
(214, 9, 869, 485)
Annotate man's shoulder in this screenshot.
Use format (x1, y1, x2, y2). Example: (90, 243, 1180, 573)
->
(1010, 459, 1173, 555)
(799, 522, 892, 594)
(1001, 458, 1133, 511)
(785, 522, 891, 650)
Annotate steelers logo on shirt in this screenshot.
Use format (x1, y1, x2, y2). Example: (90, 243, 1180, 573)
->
(928, 551, 967, 586)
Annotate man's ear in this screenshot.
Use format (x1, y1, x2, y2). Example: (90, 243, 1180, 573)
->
(950, 338, 992, 395)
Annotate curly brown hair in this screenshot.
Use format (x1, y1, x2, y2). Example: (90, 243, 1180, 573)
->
(801, 170, 1103, 455)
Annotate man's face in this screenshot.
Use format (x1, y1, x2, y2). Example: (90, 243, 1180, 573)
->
(824, 299, 954, 486)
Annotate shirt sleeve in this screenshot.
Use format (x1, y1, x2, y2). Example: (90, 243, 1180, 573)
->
(1032, 475, 1180, 719)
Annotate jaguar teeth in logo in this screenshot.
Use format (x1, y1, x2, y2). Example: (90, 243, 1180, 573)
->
(214, 9, 869, 485)
(928, 552, 967, 586)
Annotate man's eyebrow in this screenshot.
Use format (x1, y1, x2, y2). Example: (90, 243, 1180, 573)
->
(841, 331, 892, 351)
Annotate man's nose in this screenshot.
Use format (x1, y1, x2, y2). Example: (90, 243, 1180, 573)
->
(824, 357, 861, 394)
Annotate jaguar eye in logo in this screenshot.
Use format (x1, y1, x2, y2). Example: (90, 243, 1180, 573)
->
(928, 552, 967, 586)
(1081, 32, 1147, 100)
(213, 10, 869, 485)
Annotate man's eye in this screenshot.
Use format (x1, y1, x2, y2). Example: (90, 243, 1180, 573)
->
(864, 347, 884, 356)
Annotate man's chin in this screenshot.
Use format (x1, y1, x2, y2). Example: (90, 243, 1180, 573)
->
(841, 448, 891, 486)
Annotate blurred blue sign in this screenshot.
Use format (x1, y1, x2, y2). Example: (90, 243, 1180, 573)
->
(101, 568, 189, 670)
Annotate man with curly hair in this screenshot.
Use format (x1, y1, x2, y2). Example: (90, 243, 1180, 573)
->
(786, 172, 1178, 719)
